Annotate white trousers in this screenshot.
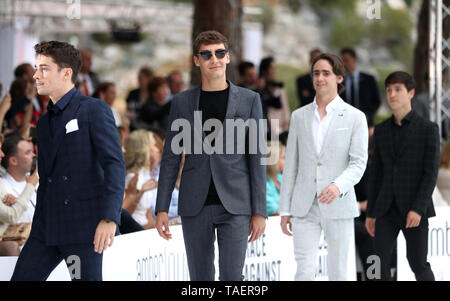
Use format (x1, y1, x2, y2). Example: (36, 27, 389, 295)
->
(291, 199, 356, 281)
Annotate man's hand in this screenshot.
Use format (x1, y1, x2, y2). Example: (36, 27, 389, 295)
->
(359, 200, 368, 212)
(93, 219, 116, 254)
(248, 214, 266, 242)
(156, 211, 172, 240)
(318, 184, 340, 204)
(2, 194, 17, 206)
(280, 216, 293, 236)
(406, 211, 421, 229)
(365, 217, 376, 237)
(141, 179, 157, 192)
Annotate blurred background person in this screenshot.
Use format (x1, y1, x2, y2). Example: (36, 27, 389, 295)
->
(266, 141, 285, 216)
(437, 139, 450, 205)
(166, 70, 185, 99)
(14, 63, 43, 119)
(126, 66, 154, 128)
(92, 82, 123, 128)
(238, 61, 259, 91)
(259, 56, 290, 138)
(77, 48, 100, 96)
(340, 48, 381, 129)
(138, 76, 171, 133)
(296, 48, 322, 107)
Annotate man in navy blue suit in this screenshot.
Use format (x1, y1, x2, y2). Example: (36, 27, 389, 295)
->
(11, 41, 125, 281)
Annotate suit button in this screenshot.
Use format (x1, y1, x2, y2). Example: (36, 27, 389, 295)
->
(64, 199, 69, 205)
(318, 162, 322, 166)
(48, 178, 52, 183)
(62, 176, 68, 181)
(314, 179, 317, 183)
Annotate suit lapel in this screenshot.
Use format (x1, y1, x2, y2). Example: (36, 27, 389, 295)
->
(37, 113, 52, 173)
(303, 104, 318, 159)
(224, 81, 239, 120)
(47, 90, 81, 173)
(319, 98, 346, 159)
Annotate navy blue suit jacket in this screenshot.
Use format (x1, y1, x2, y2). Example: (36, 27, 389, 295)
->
(30, 89, 126, 246)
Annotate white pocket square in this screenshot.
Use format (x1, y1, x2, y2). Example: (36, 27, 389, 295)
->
(65, 119, 79, 134)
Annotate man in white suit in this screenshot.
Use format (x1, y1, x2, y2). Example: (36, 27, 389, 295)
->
(279, 53, 368, 280)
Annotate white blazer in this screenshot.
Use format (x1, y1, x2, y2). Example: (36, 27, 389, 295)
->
(279, 96, 368, 219)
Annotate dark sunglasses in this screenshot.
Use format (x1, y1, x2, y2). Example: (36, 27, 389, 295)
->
(197, 49, 228, 60)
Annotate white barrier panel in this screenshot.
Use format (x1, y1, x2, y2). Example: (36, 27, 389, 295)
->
(397, 207, 450, 281)
(0, 216, 335, 281)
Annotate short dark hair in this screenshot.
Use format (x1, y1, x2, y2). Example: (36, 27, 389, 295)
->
(259, 57, 274, 78)
(340, 48, 357, 59)
(14, 63, 33, 78)
(148, 77, 167, 94)
(34, 41, 82, 84)
(385, 71, 415, 91)
(311, 53, 346, 94)
(193, 31, 228, 56)
(92, 82, 114, 98)
(139, 66, 154, 78)
(238, 61, 255, 77)
(9, 78, 28, 102)
(1, 134, 24, 170)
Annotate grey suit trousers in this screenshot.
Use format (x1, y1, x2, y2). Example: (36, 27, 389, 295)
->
(181, 204, 250, 281)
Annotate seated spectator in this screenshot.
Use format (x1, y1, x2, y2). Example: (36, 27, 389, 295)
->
(126, 66, 154, 128)
(123, 130, 158, 229)
(0, 134, 37, 224)
(0, 134, 38, 256)
(92, 82, 123, 128)
(167, 70, 185, 99)
(266, 141, 285, 216)
(139, 77, 171, 133)
(437, 139, 450, 205)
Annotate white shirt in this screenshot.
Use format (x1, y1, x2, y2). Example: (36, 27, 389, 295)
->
(312, 96, 339, 155)
(280, 96, 339, 217)
(125, 166, 179, 225)
(0, 173, 37, 223)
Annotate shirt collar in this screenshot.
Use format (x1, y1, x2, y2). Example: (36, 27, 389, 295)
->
(391, 109, 414, 126)
(313, 94, 340, 114)
(48, 87, 76, 113)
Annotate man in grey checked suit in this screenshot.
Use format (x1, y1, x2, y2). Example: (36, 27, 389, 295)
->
(155, 31, 266, 281)
(279, 53, 368, 280)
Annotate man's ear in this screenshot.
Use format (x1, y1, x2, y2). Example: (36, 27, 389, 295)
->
(193, 55, 200, 67)
(408, 88, 415, 100)
(64, 68, 73, 82)
(337, 75, 344, 84)
(226, 52, 230, 65)
(9, 156, 18, 167)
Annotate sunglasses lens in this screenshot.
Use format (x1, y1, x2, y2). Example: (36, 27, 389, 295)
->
(200, 51, 212, 60)
(215, 50, 227, 59)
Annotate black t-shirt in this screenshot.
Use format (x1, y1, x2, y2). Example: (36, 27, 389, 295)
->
(198, 87, 229, 206)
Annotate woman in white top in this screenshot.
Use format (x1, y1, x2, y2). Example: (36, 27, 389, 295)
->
(437, 139, 450, 205)
(123, 130, 158, 228)
(0, 135, 39, 256)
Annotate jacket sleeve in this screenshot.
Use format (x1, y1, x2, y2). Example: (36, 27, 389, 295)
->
(0, 183, 35, 226)
(367, 127, 383, 218)
(333, 110, 368, 196)
(247, 93, 267, 217)
(88, 100, 126, 225)
(411, 123, 440, 216)
(155, 98, 182, 213)
(278, 112, 299, 215)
